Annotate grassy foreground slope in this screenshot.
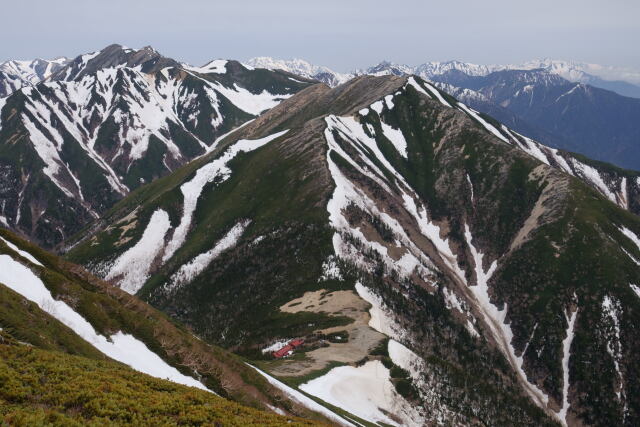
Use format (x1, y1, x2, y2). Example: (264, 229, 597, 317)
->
(0, 332, 321, 426)
(0, 228, 338, 424)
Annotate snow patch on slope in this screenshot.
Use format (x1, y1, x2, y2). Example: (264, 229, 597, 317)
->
(167, 220, 250, 291)
(380, 122, 408, 158)
(558, 306, 578, 426)
(602, 296, 625, 403)
(405, 77, 432, 99)
(186, 59, 228, 74)
(163, 130, 288, 262)
(457, 102, 508, 142)
(249, 364, 355, 426)
(0, 254, 208, 391)
(324, 116, 435, 279)
(319, 255, 344, 281)
(0, 236, 43, 267)
(464, 224, 554, 415)
(106, 209, 171, 294)
(423, 81, 451, 107)
(571, 162, 617, 203)
(299, 360, 422, 426)
(355, 281, 405, 339)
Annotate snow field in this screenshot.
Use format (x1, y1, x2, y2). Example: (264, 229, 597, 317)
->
(106, 209, 171, 294)
(299, 360, 416, 426)
(249, 365, 355, 426)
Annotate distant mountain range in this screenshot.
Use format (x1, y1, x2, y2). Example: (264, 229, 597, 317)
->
(246, 57, 640, 98)
(247, 57, 640, 170)
(0, 57, 69, 97)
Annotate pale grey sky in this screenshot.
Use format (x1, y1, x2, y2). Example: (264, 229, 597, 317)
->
(2, 0, 639, 71)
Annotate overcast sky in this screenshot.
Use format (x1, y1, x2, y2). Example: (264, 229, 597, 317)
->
(2, 0, 639, 71)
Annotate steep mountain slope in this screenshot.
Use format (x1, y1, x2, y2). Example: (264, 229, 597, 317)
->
(0, 57, 69, 97)
(430, 69, 640, 170)
(0, 228, 342, 425)
(0, 45, 313, 248)
(66, 75, 640, 426)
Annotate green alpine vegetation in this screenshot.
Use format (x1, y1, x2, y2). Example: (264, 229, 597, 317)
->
(0, 332, 322, 426)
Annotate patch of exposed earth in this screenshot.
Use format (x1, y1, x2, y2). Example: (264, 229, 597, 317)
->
(267, 289, 385, 377)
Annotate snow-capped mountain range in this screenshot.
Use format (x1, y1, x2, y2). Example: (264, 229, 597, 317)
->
(0, 44, 312, 248)
(0, 57, 69, 97)
(245, 57, 640, 98)
(247, 57, 640, 170)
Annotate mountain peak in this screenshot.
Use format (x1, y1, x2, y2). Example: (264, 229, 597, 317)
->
(48, 43, 179, 81)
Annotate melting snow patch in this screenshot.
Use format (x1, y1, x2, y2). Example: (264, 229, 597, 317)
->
(442, 287, 464, 313)
(186, 59, 228, 74)
(380, 122, 408, 158)
(209, 82, 289, 115)
(602, 296, 624, 402)
(355, 281, 405, 340)
(423, 81, 451, 107)
(299, 360, 423, 426)
(106, 209, 171, 294)
(163, 130, 288, 262)
(457, 102, 508, 142)
(249, 365, 354, 426)
(631, 284, 640, 298)
(384, 94, 395, 110)
(370, 100, 384, 115)
(618, 226, 640, 252)
(0, 255, 209, 392)
(405, 77, 432, 99)
(558, 307, 578, 426)
(319, 255, 344, 281)
(0, 237, 43, 267)
(167, 220, 250, 291)
(572, 162, 616, 203)
(464, 224, 554, 414)
(466, 174, 474, 203)
(402, 194, 465, 282)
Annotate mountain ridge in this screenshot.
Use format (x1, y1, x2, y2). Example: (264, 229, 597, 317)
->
(65, 73, 640, 426)
(0, 44, 314, 248)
